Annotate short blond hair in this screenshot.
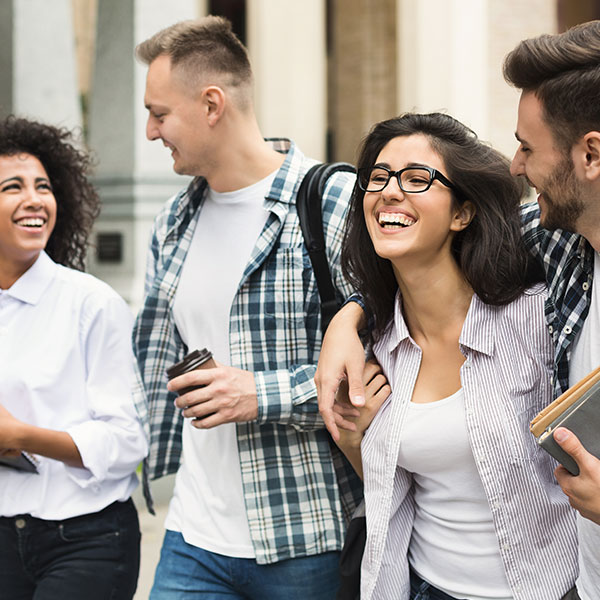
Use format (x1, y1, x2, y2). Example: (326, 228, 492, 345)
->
(136, 16, 253, 107)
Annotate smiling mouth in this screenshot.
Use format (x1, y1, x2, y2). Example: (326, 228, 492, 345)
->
(378, 212, 416, 229)
(15, 217, 46, 228)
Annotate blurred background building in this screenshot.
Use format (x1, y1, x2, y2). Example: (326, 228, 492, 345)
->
(1, 0, 599, 306)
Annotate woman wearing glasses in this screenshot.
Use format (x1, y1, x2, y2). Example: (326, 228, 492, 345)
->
(329, 113, 577, 600)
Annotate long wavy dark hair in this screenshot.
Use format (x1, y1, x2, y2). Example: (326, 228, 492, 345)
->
(342, 112, 533, 336)
(0, 116, 99, 270)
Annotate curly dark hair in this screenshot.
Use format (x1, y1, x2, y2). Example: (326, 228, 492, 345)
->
(0, 116, 99, 270)
(342, 112, 536, 336)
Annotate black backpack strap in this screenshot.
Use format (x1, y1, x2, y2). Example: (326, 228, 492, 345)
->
(296, 162, 356, 334)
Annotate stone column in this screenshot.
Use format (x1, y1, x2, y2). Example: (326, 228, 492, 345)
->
(396, 0, 556, 158)
(397, 0, 489, 138)
(87, 0, 197, 308)
(247, 0, 327, 161)
(0, 0, 82, 129)
(328, 0, 398, 164)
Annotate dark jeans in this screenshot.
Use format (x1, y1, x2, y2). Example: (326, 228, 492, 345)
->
(561, 587, 582, 600)
(409, 570, 581, 600)
(409, 570, 464, 600)
(0, 498, 141, 600)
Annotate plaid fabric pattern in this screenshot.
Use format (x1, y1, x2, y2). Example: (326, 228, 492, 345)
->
(132, 139, 362, 564)
(521, 201, 594, 397)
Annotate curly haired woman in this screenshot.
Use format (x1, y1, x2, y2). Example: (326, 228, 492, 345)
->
(0, 116, 147, 600)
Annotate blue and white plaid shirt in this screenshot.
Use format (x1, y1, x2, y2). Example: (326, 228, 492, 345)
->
(132, 139, 362, 564)
(521, 201, 594, 397)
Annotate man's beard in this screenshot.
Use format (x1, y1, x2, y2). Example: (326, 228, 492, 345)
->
(538, 155, 585, 233)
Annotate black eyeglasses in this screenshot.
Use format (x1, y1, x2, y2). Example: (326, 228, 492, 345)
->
(357, 165, 456, 194)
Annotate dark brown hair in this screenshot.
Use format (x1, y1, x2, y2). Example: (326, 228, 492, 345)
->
(0, 116, 99, 270)
(342, 113, 532, 334)
(503, 20, 600, 151)
(136, 16, 252, 106)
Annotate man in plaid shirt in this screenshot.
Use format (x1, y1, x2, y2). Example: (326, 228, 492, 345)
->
(133, 16, 361, 600)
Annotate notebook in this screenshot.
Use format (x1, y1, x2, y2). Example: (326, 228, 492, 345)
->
(530, 365, 600, 475)
(0, 451, 39, 474)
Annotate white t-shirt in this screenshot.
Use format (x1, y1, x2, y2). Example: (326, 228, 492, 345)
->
(167, 172, 274, 557)
(398, 389, 511, 600)
(0, 252, 147, 519)
(568, 252, 600, 600)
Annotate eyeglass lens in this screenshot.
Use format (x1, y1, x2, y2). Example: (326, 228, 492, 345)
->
(363, 167, 433, 193)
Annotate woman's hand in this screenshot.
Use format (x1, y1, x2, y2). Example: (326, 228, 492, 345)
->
(0, 403, 83, 468)
(0, 404, 23, 451)
(331, 360, 390, 479)
(334, 360, 390, 448)
(316, 301, 368, 441)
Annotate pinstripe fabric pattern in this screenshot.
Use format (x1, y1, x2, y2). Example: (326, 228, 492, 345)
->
(360, 287, 578, 600)
(132, 139, 362, 564)
(521, 202, 594, 398)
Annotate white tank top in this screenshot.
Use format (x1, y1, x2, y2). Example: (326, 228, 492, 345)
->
(398, 389, 512, 600)
(568, 251, 600, 600)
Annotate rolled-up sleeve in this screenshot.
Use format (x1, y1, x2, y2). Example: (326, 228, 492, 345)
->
(65, 294, 148, 487)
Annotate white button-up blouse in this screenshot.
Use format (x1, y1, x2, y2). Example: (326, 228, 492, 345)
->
(0, 252, 147, 520)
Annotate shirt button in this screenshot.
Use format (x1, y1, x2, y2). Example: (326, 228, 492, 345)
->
(564, 325, 572, 335)
(501, 543, 510, 551)
(492, 501, 500, 510)
(548, 325, 553, 334)
(582, 282, 590, 291)
(15, 518, 26, 529)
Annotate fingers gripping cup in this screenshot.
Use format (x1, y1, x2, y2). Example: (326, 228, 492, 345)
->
(166, 348, 216, 396)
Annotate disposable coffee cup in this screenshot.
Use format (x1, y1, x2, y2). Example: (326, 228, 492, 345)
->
(166, 348, 216, 396)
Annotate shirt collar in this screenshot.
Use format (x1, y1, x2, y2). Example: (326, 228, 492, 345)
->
(264, 138, 304, 206)
(458, 294, 497, 356)
(6, 251, 57, 305)
(174, 138, 297, 218)
(383, 290, 496, 357)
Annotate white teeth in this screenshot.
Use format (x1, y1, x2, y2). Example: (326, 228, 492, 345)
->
(16, 218, 45, 227)
(378, 212, 415, 227)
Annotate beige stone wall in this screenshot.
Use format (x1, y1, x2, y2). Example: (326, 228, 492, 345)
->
(329, 0, 398, 163)
(70, 0, 565, 165)
(488, 0, 557, 160)
(72, 0, 97, 97)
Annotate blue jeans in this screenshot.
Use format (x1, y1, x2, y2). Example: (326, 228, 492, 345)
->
(150, 529, 341, 599)
(409, 570, 463, 600)
(409, 571, 579, 600)
(0, 498, 141, 600)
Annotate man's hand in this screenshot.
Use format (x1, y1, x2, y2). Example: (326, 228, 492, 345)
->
(554, 427, 600, 525)
(316, 301, 368, 441)
(169, 363, 258, 429)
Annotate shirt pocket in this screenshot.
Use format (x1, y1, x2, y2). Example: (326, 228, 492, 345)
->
(262, 246, 320, 324)
(496, 354, 552, 462)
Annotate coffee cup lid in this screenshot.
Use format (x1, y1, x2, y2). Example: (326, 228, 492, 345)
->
(166, 348, 213, 380)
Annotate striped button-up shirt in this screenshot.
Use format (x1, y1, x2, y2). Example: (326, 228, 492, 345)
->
(360, 287, 577, 600)
(132, 139, 362, 564)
